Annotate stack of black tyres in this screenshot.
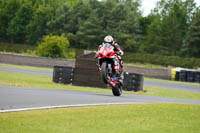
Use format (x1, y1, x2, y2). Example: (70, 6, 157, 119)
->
(53, 66, 73, 84)
(187, 71, 195, 82)
(123, 72, 144, 91)
(178, 70, 200, 83)
(195, 71, 200, 83)
(175, 71, 180, 81)
(179, 70, 187, 82)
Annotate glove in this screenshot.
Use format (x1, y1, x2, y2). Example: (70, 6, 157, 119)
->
(116, 51, 120, 55)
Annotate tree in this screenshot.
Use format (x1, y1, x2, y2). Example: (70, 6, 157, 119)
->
(47, 4, 71, 35)
(76, 12, 103, 49)
(141, 15, 163, 54)
(7, 3, 33, 43)
(0, 0, 20, 41)
(144, 0, 197, 56)
(160, 1, 185, 55)
(184, 9, 200, 57)
(63, 0, 92, 48)
(26, 4, 54, 44)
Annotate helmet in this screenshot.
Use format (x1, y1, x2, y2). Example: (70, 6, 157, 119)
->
(104, 35, 114, 44)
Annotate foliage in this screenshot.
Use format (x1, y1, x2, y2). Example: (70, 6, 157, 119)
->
(7, 3, 33, 43)
(65, 48, 76, 59)
(142, 0, 198, 56)
(124, 52, 200, 68)
(0, 0, 200, 63)
(0, 42, 36, 53)
(0, 0, 21, 41)
(36, 34, 70, 58)
(26, 4, 54, 44)
(184, 9, 200, 58)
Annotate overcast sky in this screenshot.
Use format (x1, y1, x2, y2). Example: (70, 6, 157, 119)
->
(141, 0, 200, 16)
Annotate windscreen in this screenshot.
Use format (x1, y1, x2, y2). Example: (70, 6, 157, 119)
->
(102, 43, 112, 48)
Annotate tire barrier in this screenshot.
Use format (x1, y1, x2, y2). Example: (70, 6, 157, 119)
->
(179, 70, 187, 82)
(72, 52, 107, 88)
(187, 71, 195, 82)
(175, 71, 180, 81)
(123, 72, 144, 92)
(53, 66, 73, 84)
(172, 69, 200, 83)
(194, 72, 200, 83)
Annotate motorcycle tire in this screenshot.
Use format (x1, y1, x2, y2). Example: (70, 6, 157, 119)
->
(112, 83, 122, 96)
(101, 61, 109, 84)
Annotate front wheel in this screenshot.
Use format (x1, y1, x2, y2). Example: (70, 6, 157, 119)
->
(101, 61, 109, 84)
(112, 83, 122, 96)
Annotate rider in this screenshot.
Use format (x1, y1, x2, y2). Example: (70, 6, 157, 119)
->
(98, 35, 124, 75)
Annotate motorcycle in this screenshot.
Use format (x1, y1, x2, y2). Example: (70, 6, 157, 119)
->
(97, 43, 123, 96)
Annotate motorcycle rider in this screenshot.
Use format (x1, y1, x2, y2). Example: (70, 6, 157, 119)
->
(98, 35, 124, 76)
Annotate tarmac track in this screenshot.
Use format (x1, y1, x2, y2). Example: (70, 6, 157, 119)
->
(0, 85, 200, 113)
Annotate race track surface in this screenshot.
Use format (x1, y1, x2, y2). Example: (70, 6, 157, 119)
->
(0, 85, 200, 112)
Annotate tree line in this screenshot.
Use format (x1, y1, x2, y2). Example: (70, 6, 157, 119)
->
(0, 0, 199, 58)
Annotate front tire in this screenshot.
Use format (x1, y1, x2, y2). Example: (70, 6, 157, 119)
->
(101, 61, 109, 84)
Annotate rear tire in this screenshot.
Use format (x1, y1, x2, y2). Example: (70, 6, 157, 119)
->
(101, 62, 109, 84)
(112, 83, 122, 96)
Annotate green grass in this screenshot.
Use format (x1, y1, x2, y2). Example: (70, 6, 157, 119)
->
(126, 62, 166, 68)
(0, 42, 36, 55)
(145, 77, 200, 86)
(0, 71, 200, 101)
(0, 63, 53, 72)
(0, 103, 200, 133)
(142, 86, 200, 100)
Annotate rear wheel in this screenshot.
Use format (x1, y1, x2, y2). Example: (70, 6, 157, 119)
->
(101, 61, 109, 84)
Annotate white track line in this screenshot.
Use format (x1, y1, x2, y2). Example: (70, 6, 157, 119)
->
(0, 102, 149, 113)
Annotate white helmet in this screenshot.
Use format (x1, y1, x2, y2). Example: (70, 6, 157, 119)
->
(104, 35, 114, 43)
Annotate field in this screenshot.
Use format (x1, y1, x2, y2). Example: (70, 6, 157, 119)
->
(0, 104, 200, 133)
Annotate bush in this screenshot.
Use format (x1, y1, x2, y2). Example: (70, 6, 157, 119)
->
(65, 48, 76, 59)
(123, 52, 200, 68)
(36, 34, 70, 58)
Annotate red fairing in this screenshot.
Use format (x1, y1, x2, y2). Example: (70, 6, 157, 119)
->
(97, 44, 116, 59)
(109, 78, 118, 88)
(97, 43, 123, 73)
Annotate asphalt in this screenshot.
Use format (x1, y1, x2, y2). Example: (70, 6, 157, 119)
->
(0, 85, 200, 112)
(0, 66, 199, 92)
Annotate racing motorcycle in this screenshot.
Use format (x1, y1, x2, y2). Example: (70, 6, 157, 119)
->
(97, 43, 123, 96)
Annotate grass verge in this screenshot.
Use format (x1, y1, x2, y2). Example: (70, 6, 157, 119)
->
(0, 71, 200, 100)
(0, 103, 200, 133)
(145, 77, 200, 86)
(126, 62, 166, 68)
(0, 63, 53, 72)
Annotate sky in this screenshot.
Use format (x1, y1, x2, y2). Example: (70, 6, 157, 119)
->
(141, 0, 200, 16)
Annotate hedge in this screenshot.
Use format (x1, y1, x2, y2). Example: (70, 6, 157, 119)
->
(123, 53, 200, 68)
